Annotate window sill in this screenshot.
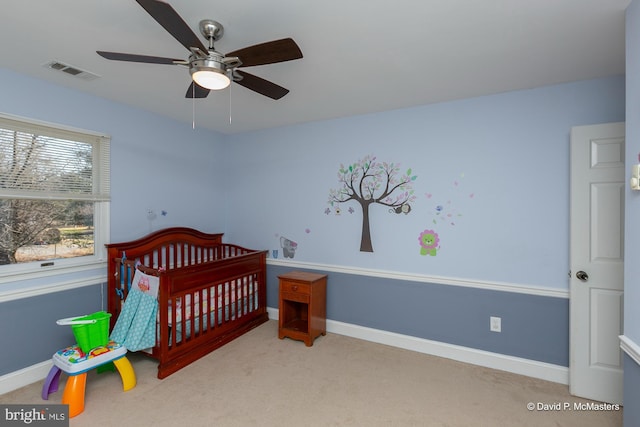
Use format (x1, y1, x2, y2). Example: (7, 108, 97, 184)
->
(0, 260, 107, 303)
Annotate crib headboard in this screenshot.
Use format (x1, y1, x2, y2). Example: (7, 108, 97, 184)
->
(106, 227, 223, 264)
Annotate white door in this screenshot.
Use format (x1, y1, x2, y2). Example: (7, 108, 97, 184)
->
(569, 122, 625, 404)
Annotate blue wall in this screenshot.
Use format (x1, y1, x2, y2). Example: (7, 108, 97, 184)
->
(223, 75, 624, 368)
(267, 265, 568, 365)
(0, 68, 228, 376)
(0, 68, 228, 243)
(224, 77, 624, 290)
(624, 355, 640, 427)
(624, 1, 640, 425)
(0, 286, 103, 374)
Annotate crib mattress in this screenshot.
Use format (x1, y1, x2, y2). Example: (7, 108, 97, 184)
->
(168, 280, 257, 325)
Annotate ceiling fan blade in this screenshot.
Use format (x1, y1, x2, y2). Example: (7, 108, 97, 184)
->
(135, 0, 207, 52)
(97, 51, 183, 65)
(185, 81, 210, 99)
(234, 70, 289, 100)
(227, 38, 303, 68)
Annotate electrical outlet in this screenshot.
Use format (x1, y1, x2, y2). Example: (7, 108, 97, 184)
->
(490, 316, 502, 333)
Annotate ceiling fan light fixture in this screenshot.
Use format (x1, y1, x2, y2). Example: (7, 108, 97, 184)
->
(190, 57, 230, 90)
(192, 69, 230, 90)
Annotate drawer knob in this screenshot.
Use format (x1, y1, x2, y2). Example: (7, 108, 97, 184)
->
(292, 285, 298, 291)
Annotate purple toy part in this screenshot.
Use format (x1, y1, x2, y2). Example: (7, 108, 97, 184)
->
(42, 366, 62, 400)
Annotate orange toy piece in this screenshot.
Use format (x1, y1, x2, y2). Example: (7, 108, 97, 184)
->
(61, 373, 87, 418)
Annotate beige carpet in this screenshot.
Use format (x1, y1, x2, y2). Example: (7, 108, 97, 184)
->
(1, 320, 622, 427)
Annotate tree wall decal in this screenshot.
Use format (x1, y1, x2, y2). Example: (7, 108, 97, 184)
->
(328, 154, 417, 252)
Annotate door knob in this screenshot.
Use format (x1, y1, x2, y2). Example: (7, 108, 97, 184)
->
(576, 271, 589, 282)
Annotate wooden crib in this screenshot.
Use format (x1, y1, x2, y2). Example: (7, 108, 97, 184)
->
(106, 227, 268, 379)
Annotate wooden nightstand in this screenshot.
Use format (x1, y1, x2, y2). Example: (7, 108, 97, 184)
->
(278, 271, 327, 346)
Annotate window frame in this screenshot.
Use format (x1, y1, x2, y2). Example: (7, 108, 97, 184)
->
(0, 113, 110, 284)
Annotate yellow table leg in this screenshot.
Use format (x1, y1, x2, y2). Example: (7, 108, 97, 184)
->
(113, 357, 136, 391)
(62, 373, 86, 418)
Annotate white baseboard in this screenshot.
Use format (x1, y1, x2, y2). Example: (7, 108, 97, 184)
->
(267, 307, 568, 385)
(0, 360, 52, 395)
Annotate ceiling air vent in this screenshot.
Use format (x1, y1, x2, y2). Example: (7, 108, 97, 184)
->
(44, 61, 100, 81)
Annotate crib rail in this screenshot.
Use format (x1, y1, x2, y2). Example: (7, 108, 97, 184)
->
(106, 228, 269, 378)
(107, 242, 257, 326)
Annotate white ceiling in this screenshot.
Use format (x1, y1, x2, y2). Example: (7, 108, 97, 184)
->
(0, 0, 630, 134)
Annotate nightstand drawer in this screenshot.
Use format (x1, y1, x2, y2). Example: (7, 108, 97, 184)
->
(280, 281, 310, 295)
(280, 291, 309, 303)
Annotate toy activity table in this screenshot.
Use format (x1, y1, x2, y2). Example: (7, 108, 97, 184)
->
(42, 341, 136, 418)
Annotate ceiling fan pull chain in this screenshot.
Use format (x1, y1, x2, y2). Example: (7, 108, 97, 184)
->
(229, 76, 232, 124)
(192, 83, 196, 129)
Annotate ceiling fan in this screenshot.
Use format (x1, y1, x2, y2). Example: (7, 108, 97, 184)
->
(97, 0, 303, 100)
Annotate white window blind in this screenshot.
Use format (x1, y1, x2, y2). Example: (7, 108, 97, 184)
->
(0, 113, 110, 278)
(0, 115, 110, 201)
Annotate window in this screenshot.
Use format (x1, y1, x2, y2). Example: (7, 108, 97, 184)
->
(0, 113, 110, 279)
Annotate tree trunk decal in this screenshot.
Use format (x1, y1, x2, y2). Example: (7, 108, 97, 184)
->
(360, 201, 373, 252)
(328, 155, 417, 252)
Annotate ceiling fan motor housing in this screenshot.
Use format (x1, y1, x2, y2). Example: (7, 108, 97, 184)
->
(189, 54, 227, 76)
